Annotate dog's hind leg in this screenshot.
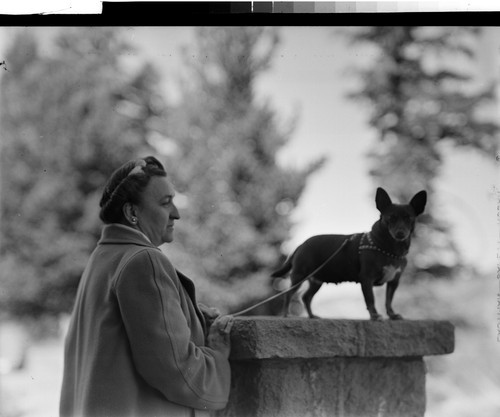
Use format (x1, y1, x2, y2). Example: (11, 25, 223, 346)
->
(282, 280, 300, 317)
(282, 269, 308, 317)
(302, 278, 323, 319)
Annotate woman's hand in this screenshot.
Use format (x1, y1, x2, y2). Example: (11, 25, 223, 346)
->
(198, 303, 220, 328)
(207, 315, 234, 359)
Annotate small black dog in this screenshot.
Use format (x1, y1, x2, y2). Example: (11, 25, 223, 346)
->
(272, 188, 427, 320)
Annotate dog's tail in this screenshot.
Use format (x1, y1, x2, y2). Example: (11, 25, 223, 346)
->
(271, 250, 296, 278)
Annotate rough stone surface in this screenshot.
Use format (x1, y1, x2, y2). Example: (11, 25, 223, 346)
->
(214, 317, 454, 417)
(229, 317, 455, 360)
(218, 357, 426, 417)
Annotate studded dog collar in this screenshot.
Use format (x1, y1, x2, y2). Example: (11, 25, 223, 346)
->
(357, 232, 408, 260)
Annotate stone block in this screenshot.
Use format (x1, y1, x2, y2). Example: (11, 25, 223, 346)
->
(215, 317, 454, 417)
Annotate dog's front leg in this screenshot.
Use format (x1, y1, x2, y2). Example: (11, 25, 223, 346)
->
(361, 280, 382, 321)
(386, 279, 403, 320)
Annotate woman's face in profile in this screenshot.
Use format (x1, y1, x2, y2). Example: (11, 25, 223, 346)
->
(136, 176, 180, 246)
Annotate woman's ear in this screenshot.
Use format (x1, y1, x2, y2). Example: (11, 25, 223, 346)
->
(122, 202, 139, 226)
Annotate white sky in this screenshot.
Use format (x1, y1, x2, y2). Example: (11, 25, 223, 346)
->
(0, 26, 498, 274)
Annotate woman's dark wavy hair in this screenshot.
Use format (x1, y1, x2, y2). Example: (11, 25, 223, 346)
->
(99, 156, 167, 224)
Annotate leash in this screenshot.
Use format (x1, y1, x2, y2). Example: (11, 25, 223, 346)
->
(231, 237, 352, 317)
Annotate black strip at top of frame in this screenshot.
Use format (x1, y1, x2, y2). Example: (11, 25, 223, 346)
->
(0, 2, 498, 25)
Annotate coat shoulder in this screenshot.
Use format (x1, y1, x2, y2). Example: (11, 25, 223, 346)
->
(113, 246, 176, 290)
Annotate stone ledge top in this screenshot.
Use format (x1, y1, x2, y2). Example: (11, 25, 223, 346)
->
(229, 316, 454, 360)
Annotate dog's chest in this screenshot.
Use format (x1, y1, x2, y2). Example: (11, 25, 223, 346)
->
(379, 265, 402, 284)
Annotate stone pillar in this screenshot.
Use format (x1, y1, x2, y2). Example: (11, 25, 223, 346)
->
(216, 317, 454, 417)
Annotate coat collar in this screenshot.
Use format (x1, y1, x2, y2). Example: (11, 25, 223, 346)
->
(98, 223, 157, 249)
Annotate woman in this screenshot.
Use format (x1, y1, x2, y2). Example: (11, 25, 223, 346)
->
(60, 156, 233, 417)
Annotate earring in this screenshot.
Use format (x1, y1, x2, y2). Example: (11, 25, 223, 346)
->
(131, 217, 137, 224)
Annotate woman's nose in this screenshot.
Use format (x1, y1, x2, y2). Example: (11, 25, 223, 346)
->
(171, 204, 180, 220)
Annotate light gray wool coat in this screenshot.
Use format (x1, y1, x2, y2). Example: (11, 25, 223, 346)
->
(60, 224, 230, 417)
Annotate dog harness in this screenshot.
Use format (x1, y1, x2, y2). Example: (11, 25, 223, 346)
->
(357, 232, 407, 260)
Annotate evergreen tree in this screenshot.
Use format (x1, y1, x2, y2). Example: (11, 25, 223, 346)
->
(344, 27, 498, 277)
(0, 28, 165, 317)
(161, 27, 324, 313)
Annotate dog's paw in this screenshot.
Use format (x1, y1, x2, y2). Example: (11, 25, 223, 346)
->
(370, 314, 383, 321)
(389, 314, 403, 320)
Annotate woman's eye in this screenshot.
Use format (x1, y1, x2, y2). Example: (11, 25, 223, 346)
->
(161, 199, 173, 207)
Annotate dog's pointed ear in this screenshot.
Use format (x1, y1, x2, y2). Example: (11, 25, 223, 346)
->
(375, 187, 392, 213)
(410, 190, 427, 216)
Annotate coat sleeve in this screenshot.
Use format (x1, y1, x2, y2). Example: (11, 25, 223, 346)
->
(113, 249, 231, 411)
